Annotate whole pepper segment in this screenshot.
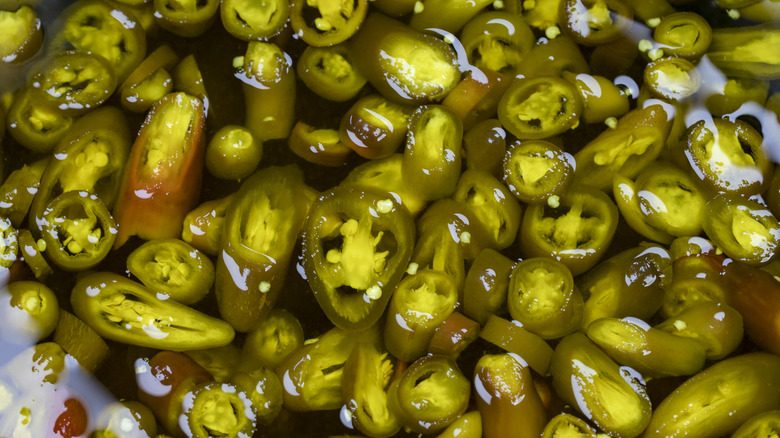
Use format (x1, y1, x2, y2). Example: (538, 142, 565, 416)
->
(216, 166, 312, 332)
(112, 92, 207, 248)
(71, 272, 235, 350)
(290, 0, 369, 46)
(303, 185, 414, 330)
(498, 76, 582, 140)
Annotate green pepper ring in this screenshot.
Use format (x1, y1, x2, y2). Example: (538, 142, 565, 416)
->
(39, 190, 117, 271)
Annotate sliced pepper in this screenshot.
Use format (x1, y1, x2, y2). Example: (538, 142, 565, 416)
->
(127, 238, 215, 305)
(497, 76, 582, 140)
(0, 5, 43, 64)
(71, 272, 235, 350)
(30, 106, 130, 231)
(303, 185, 414, 330)
(289, 0, 368, 46)
(503, 139, 575, 204)
(28, 50, 117, 115)
(112, 92, 207, 247)
(216, 165, 313, 332)
(38, 190, 116, 271)
(48, 0, 147, 83)
(297, 44, 367, 102)
(152, 0, 220, 37)
(220, 0, 289, 41)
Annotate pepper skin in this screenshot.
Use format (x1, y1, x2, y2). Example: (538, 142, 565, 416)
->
(72, 272, 234, 350)
(655, 301, 743, 360)
(644, 353, 780, 438)
(550, 333, 651, 438)
(112, 92, 206, 248)
(216, 165, 312, 332)
(578, 245, 671, 329)
(473, 353, 546, 438)
(723, 261, 780, 355)
(462, 248, 514, 325)
(0, 5, 43, 64)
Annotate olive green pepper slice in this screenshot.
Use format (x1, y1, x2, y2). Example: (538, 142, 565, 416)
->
(52, 309, 110, 373)
(242, 308, 304, 369)
(38, 190, 116, 271)
(297, 44, 367, 102)
(479, 315, 553, 376)
(579, 245, 671, 328)
(71, 272, 235, 350)
(303, 185, 414, 330)
(339, 95, 414, 160)
(463, 118, 507, 177)
(452, 169, 522, 250)
(508, 257, 582, 339)
(520, 185, 618, 276)
(653, 12, 712, 60)
(551, 333, 651, 438)
(6, 85, 76, 154)
(383, 269, 458, 362)
(586, 316, 706, 378)
(153, 0, 220, 37)
(349, 13, 461, 104)
(127, 238, 214, 305)
(205, 124, 263, 180)
(119, 45, 179, 113)
(503, 139, 575, 204)
(220, 0, 288, 41)
(573, 103, 672, 191)
(560, 0, 634, 45)
(49, 0, 147, 83)
(660, 251, 729, 318)
(290, 0, 368, 46)
(182, 194, 235, 257)
(0, 5, 43, 64)
(645, 353, 780, 438)
(289, 122, 352, 167)
(229, 360, 283, 425)
(341, 154, 427, 216)
(17, 228, 53, 280)
(656, 301, 743, 360)
(562, 72, 630, 124)
(681, 118, 770, 196)
(459, 11, 535, 77)
(402, 105, 463, 201)
(28, 50, 117, 115)
(703, 193, 780, 265)
(392, 355, 470, 434)
(0, 157, 48, 227)
(498, 76, 582, 140)
(184, 344, 241, 383)
(541, 413, 598, 438)
(708, 24, 780, 80)
(462, 248, 513, 325)
(181, 382, 256, 438)
(30, 106, 130, 231)
(234, 42, 296, 142)
(473, 353, 546, 438)
(342, 342, 401, 438)
(732, 410, 780, 438)
(643, 57, 701, 102)
(275, 326, 380, 412)
(3, 280, 59, 342)
(436, 411, 482, 438)
(216, 166, 312, 332)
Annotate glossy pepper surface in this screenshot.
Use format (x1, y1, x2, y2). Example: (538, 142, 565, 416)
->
(216, 165, 312, 332)
(112, 92, 206, 247)
(71, 272, 234, 350)
(303, 185, 414, 330)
